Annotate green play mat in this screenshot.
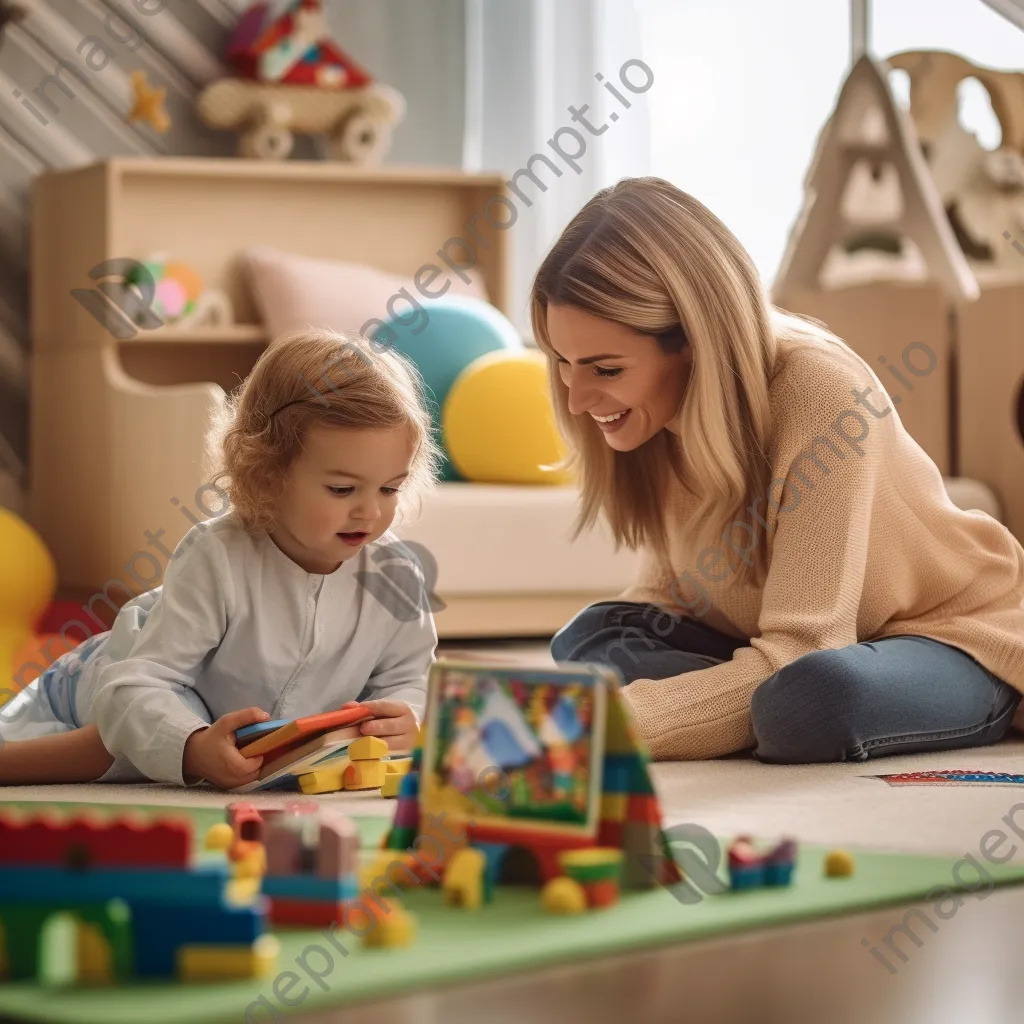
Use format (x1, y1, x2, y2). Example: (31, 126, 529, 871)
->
(1, 800, 1023, 1024)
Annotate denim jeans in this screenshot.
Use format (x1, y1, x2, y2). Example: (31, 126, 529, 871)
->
(550, 600, 1021, 763)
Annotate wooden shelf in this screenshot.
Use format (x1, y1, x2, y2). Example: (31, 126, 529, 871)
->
(143, 324, 268, 344)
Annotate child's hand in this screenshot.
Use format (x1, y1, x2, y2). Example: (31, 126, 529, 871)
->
(182, 707, 270, 790)
(356, 699, 419, 754)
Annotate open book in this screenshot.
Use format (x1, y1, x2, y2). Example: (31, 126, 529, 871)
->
(231, 704, 376, 793)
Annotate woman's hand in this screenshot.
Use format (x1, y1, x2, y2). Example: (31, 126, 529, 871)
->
(182, 706, 269, 790)
(356, 699, 420, 754)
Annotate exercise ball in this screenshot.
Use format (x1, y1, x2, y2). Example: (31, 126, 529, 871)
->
(373, 296, 523, 481)
(442, 349, 574, 485)
(0, 509, 57, 705)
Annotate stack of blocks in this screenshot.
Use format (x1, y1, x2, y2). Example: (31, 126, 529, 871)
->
(0, 812, 277, 984)
(298, 735, 390, 795)
(257, 805, 362, 928)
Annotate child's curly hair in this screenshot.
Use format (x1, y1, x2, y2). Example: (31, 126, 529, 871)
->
(206, 328, 444, 534)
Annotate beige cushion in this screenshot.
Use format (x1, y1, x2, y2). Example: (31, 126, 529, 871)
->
(391, 478, 1004, 601)
(244, 245, 490, 342)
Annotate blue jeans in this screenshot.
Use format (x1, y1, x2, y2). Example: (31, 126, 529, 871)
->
(550, 601, 1021, 763)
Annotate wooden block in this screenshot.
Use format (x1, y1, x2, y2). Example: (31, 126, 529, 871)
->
(959, 282, 1024, 539)
(298, 768, 347, 795)
(342, 760, 387, 790)
(381, 773, 403, 798)
(348, 736, 388, 761)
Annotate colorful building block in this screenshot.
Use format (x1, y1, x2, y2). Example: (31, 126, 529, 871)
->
(600, 793, 628, 821)
(348, 736, 388, 760)
(177, 935, 279, 981)
(343, 760, 387, 790)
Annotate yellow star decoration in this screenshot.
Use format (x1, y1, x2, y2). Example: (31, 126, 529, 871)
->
(128, 70, 170, 133)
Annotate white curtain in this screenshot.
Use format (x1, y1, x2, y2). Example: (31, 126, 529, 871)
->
(464, 0, 652, 332)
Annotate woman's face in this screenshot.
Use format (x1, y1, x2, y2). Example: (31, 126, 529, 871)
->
(546, 303, 691, 451)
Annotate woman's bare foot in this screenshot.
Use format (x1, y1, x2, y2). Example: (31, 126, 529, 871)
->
(0, 724, 116, 784)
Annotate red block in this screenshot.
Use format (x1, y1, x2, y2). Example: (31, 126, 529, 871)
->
(0, 812, 191, 867)
(466, 822, 595, 883)
(585, 878, 620, 909)
(270, 897, 346, 928)
(626, 794, 661, 825)
(597, 819, 624, 847)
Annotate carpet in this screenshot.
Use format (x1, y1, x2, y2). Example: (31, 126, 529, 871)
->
(4, 741, 1024, 858)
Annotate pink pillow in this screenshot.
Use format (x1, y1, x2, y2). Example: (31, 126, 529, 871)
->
(244, 245, 490, 342)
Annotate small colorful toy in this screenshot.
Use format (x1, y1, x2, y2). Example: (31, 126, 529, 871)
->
(122, 256, 233, 332)
(0, 811, 279, 984)
(197, 0, 405, 163)
(379, 659, 683, 917)
(727, 836, 798, 891)
(824, 850, 856, 878)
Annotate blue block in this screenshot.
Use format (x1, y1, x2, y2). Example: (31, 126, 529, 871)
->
(398, 772, 419, 798)
(130, 899, 266, 977)
(729, 865, 765, 890)
(472, 842, 509, 889)
(0, 864, 230, 905)
(764, 862, 795, 887)
(262, 873, 358, 901)
(602, 762, 631, 794)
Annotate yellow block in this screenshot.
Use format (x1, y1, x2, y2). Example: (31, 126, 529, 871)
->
(385, 757, 414, 775)
(344, 760, 388, 790)
(362, 900, 417, 948)
(349, 735, 389, 761)
(178, 935, 280, 981)
(601, 793, 628, 822)
(380, 772, 403, 798)
(299, 766, 347, 794)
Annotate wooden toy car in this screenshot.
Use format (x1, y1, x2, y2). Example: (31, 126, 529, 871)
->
(196, 79, 405, 163)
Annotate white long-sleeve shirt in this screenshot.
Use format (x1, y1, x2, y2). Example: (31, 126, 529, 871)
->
(80, 513, 436, 785)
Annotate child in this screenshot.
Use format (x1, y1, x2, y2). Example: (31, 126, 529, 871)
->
(0, 328, 444, 789)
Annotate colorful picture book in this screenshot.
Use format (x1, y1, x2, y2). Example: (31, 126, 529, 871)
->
(421, 660, 611, 834)
(232, 703, 376, 793)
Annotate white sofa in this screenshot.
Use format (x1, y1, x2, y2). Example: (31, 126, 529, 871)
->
(392, 477, 1002, 639)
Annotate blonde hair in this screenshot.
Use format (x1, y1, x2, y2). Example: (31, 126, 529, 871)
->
(530, 176, 847, 588)
(206, 328, 444, 534)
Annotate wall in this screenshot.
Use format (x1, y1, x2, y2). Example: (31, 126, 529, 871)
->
(0, 0, 466, 513)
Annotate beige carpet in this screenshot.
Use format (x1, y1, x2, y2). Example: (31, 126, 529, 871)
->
(4, 742, 1024, 859)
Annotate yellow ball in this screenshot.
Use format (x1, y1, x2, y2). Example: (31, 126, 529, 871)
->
(824, 850, 855, 878)
(204, 823, 234, 851)
(442, 349, 574, 485)
(541, 876, 588, 914)
(0, 510, 56, 704)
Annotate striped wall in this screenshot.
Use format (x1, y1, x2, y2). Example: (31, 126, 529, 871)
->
(0, 0, 465, 513)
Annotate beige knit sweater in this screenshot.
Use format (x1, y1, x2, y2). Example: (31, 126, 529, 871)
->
(617, 336, 1024, 760)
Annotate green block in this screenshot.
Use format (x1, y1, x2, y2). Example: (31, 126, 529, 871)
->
(387, 825, 418, 851)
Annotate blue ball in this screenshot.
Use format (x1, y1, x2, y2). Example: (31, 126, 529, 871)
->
(371, 295, 523, 481)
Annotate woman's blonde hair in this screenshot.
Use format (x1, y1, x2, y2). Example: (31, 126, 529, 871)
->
(530, 176, 845, 588)
(206, 328, 444, 534)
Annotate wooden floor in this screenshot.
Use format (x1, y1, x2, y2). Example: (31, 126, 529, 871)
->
(293, 886, 1024, 1024)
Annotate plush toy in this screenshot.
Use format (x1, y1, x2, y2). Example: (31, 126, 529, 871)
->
(0, 510, 57, 705)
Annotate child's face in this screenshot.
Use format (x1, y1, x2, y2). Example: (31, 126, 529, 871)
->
(272, 423, 415, 574)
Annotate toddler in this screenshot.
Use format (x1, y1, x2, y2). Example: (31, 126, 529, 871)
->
(0, 328, 444, 790)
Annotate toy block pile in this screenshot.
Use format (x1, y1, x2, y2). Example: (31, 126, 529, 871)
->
(233, 702, 407, 794)
(0, 811, 278, 985)
(727, 837, 798, 890)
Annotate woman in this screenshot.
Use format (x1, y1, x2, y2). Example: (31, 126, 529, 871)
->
(534, 177, 1024, 763)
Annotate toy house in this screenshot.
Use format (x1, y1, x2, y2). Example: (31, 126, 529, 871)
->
(381, 660, 683, 910)
(0, 811, 278, 984)
(774, 51, 1024, 538)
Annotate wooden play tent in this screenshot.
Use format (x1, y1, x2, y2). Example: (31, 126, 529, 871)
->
(774, 51, 1024, 538)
